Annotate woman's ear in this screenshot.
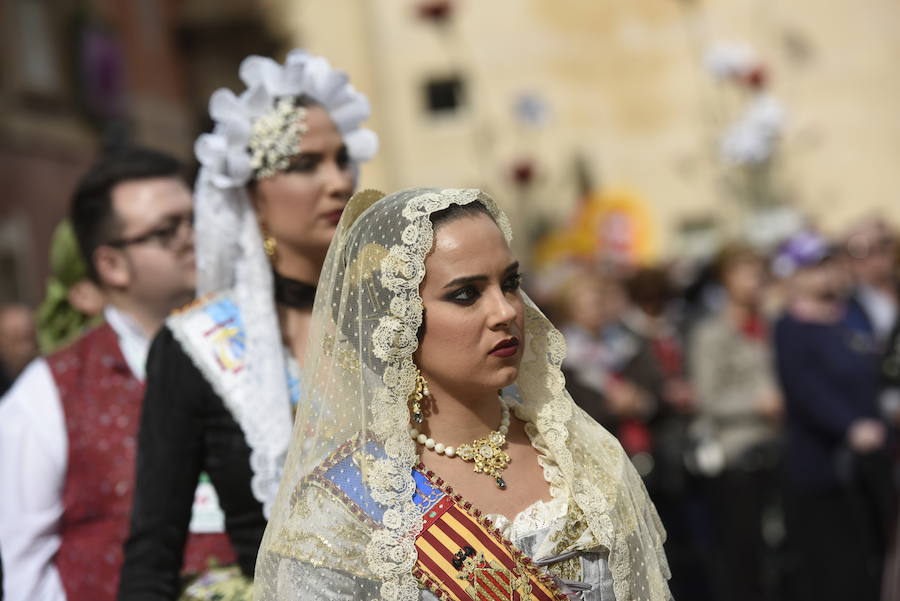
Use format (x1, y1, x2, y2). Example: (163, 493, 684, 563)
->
(93, 246, 131, 289)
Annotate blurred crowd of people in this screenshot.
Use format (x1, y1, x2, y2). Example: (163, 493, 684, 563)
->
(534, 218, 900, 601)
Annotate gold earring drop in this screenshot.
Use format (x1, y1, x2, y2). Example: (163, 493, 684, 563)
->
(410, 368, 430, 423)
(262, 231, 277, 259)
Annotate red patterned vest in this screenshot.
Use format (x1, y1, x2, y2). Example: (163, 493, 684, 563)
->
(47, 323, 235, 601)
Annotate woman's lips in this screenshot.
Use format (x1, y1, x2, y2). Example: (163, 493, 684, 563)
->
(322, 209, 344, 225)
(489, 337, 520, 358)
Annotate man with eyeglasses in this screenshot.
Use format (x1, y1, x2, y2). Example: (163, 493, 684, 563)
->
(0, 148, 233, 601)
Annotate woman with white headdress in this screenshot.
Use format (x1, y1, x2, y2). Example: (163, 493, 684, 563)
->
(117, 51, 378, 600)
(253, 188, 672, 601)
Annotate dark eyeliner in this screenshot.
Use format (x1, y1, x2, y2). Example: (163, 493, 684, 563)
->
(286, 155, 319, 172)
(336, 146, 350, 169)
(504, 272, 523, 290)
(446, 285, 479, 304)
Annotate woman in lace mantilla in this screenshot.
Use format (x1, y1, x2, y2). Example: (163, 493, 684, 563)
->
(254, 188, 672, 601)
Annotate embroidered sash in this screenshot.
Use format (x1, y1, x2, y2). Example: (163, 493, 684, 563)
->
(312, 440, 567, 601)
(411, 469, 567, 601)
(168, 293, 302, 410)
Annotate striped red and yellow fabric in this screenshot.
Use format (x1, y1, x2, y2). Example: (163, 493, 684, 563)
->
(413, 470, 568, 601)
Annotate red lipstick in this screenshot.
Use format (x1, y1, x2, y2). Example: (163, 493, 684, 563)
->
(489, 337, 520, 358)
(323, 209, 344, 225)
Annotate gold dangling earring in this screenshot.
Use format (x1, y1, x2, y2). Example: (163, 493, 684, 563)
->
(262, 228, 277, 260)
(410, 368, 430, 424)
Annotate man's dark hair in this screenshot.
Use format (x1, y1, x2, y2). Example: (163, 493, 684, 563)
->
(70, 147, 184, 282)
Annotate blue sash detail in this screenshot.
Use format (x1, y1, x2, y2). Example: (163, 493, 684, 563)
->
(318, 440, 387, 523)
(412, 470, 445, 513)
(315, 439, 445, 526)
(199, 296, 246, 372)
(202, 296, 244, 332)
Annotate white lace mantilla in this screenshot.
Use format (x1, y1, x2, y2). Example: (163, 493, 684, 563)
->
(168, 292, 293, 516)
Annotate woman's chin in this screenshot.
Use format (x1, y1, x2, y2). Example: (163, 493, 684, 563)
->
(493, 366, 519, 389)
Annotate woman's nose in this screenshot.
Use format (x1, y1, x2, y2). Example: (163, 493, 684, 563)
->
(322, 159, 353, 199)
(488, 288, 517, 327)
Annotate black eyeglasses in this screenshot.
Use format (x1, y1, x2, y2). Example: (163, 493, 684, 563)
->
(106, 212, 194, 250)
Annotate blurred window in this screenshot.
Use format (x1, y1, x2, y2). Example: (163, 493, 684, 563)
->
(424, 75, 465, 114)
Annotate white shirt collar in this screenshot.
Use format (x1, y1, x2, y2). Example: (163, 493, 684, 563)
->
(103, 306, 150, 382)
(858, 284, 898, 341)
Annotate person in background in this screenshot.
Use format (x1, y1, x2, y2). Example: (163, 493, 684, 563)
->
(595, 265, 709, 601)
(35, 219, 105, 354)
(0, 304, 38, 396)
(616, 265, 714, 601)
(556, 271, 655, 434)
(844, 217, 898, 345)
(689, 243, 782, 601)
(0, 148, 233, 601)
(881, 238, 900, 601)
(773, 230, 892, 601)
(619, 267, 696, 487)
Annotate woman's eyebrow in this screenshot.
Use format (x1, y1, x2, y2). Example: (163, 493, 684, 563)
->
(442, 261, 519, 289)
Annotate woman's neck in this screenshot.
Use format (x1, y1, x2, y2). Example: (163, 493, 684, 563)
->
(273, 248, 323, 285)
(272, 248, 323, 366)
(418, 383, 504, 445)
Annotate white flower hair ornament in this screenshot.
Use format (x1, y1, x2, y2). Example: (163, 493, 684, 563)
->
(186, 51, 379, 518)
(195, 49, 379, 189)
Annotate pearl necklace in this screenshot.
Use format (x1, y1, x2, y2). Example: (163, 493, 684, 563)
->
(410, 396, 512, 489)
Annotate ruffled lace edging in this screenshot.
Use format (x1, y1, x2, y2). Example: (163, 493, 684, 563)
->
(522, 418, 568, 501)
(479, 415, 569, 541)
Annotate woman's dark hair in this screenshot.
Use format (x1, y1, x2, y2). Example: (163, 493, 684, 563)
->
(626, 266, 673, 317)
(429, 200, 493, 231)
(714, 243, 761, 282)
(70, 146, 184, 282)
